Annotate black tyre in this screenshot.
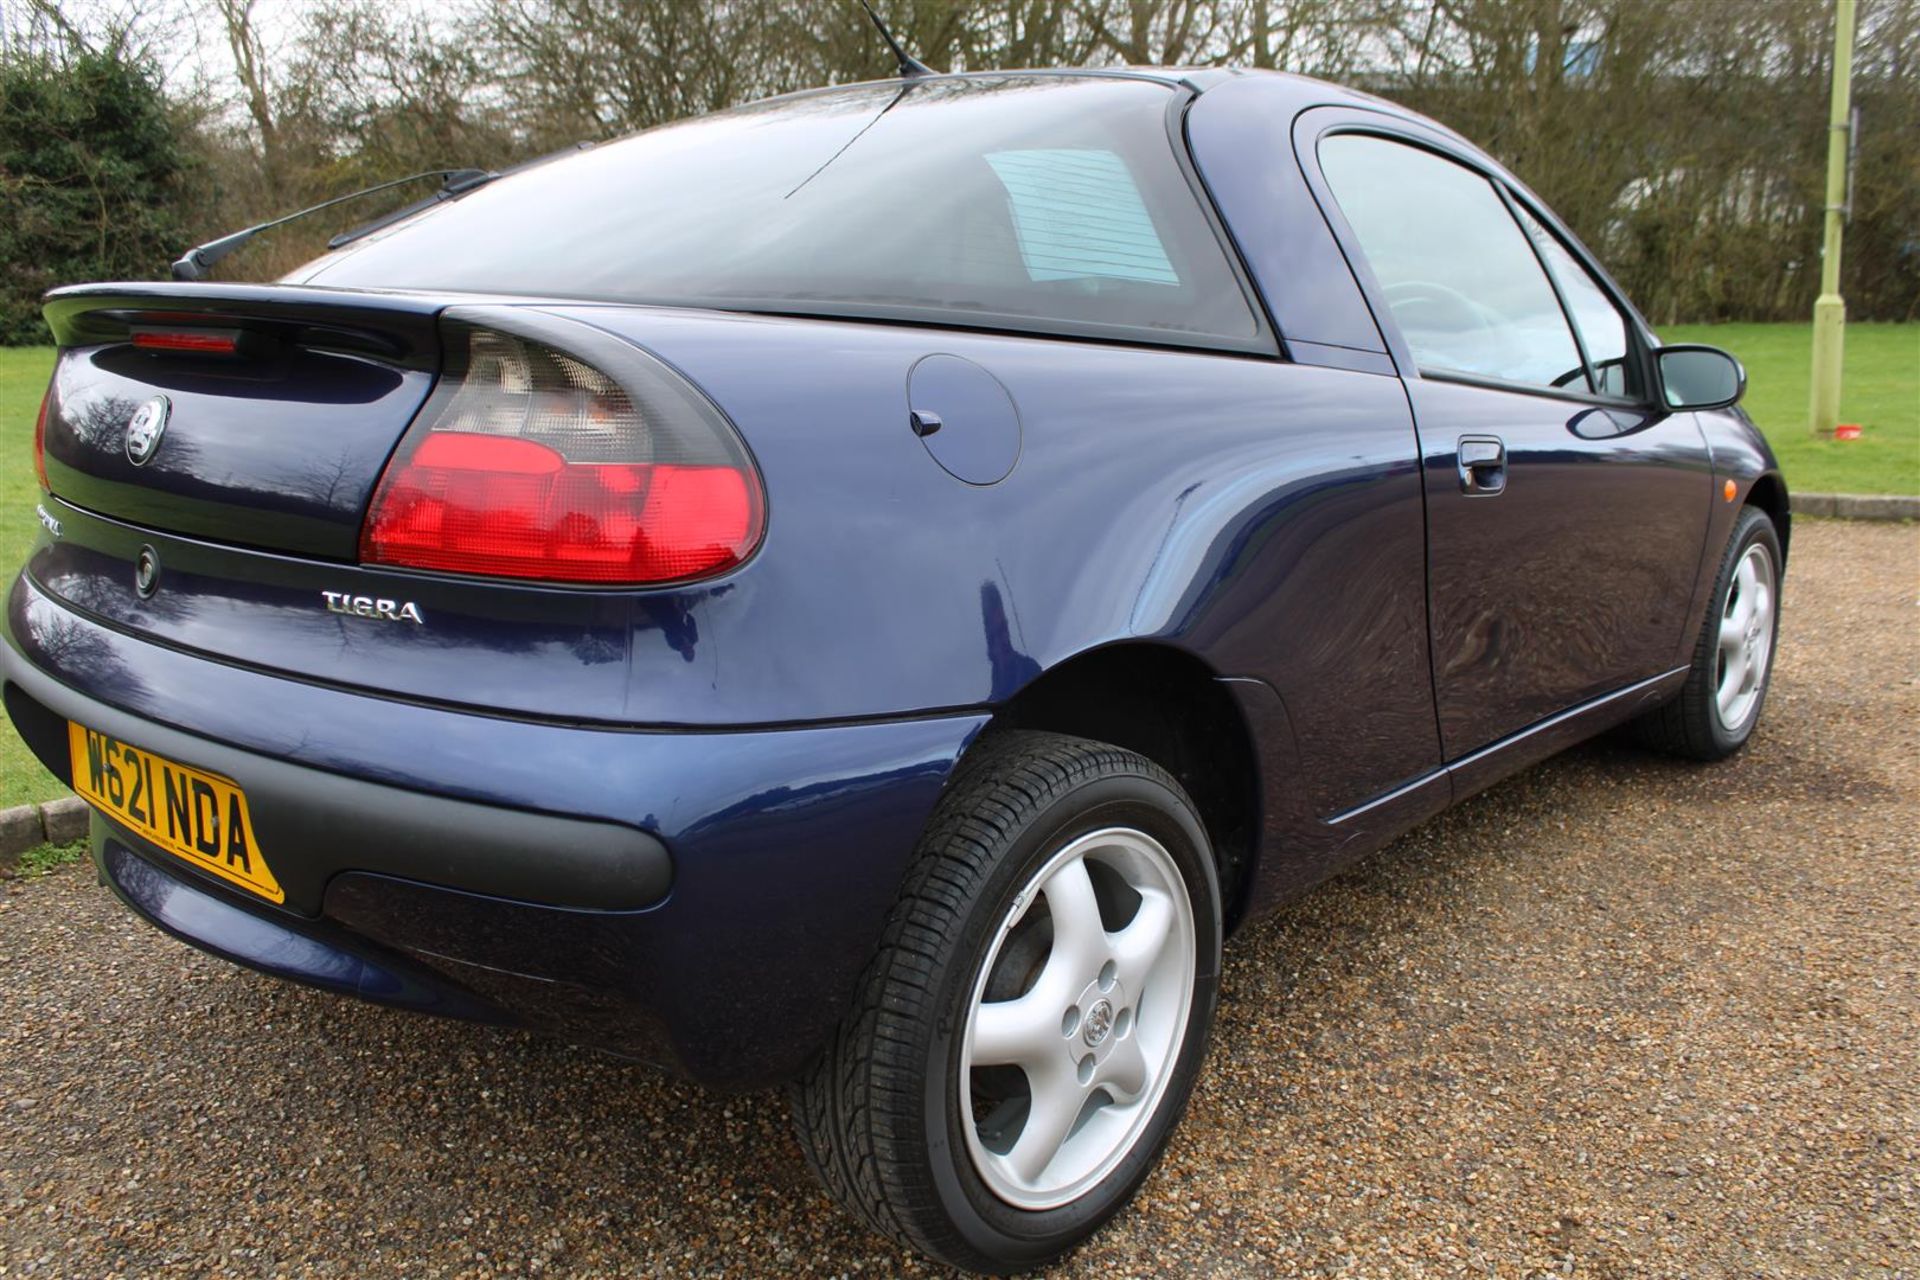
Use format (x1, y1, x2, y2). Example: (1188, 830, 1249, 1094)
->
(1632, 504, 1782, 760)
(791, 730, 1223, 1273)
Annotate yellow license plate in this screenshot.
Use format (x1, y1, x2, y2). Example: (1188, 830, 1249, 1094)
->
(67, 723, 283, 904)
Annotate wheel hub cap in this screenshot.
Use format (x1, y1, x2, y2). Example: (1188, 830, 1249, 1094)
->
(1081, 998, 1114, 1048)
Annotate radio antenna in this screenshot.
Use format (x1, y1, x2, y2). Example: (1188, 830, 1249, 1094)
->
(860, 2, 935, 79)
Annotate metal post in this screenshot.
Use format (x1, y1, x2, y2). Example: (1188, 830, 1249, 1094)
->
(1809, 0, 1857, 435)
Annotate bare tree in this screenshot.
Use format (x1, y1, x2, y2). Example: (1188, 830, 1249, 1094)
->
(1079, 0, 1225, 63)
(3, 0, 181, 61)
(211, 0, 282, 187)
(479, 0, 788, 144)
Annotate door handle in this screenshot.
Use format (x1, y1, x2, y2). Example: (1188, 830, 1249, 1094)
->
(1457, 436, 1507, 495)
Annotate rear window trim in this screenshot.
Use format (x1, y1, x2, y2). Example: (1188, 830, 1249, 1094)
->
(440, 288, 1281, 359)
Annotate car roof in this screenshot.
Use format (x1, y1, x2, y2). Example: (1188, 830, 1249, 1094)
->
(753, 65, 1406, 119)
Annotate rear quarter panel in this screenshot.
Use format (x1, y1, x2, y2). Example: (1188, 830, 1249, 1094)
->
(565, 306, 1440, 824)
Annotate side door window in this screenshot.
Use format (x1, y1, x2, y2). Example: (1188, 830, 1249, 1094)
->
(1510, 203, 1641, 399)
(1317, 134, 1586, 392)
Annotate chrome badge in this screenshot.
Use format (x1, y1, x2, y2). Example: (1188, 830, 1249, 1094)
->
(322, 591, 425, 625)
(125, 396, 171, 466)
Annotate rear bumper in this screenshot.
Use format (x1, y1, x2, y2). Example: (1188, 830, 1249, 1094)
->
(6, 653, 674, 912)
(93, 828, 512, 1026)
(4, 572, 986, 1088)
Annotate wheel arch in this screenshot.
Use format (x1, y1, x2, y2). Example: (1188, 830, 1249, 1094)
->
(1746, 471, 1791, 564)
(977, 641, 1262, 931)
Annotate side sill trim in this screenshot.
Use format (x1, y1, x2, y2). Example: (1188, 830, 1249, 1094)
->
(1326, 761, 1448, 827)
(1325, 666, 1688, 826)
(1449, 667, 1685, 769)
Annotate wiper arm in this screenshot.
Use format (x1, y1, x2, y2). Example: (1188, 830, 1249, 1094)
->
(170, 167, 497, 281)
(321, 142, 608, 256)
(323, 168, 502, 252)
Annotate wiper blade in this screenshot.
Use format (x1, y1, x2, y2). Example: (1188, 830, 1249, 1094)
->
(322, 142, 595, 251)
(325, 168, 500, 251)
(170, 168, 496, 281)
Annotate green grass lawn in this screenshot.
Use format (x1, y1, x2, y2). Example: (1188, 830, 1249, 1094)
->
(1663, 322, 1920, 497)
(0, 348, 52, 581)
(0, 347, 61, 808)
(0, 324, 1912, 807)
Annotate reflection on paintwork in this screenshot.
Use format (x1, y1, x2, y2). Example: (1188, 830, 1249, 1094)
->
(45, 344, 431, 558)
(981, 581, 1039, 697)
(637, 595, 700, 664)
(1413, 380, 1711, 757)
(28, 527, 633, 721)
(1568, 405, 1658, 440)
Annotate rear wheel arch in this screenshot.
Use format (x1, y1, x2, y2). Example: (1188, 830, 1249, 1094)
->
(977, 642, 1260, 931)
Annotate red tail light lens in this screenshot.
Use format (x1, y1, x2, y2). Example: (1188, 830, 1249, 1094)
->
(131, 328, 241, 355)
(32, 385, 50, 491)
(361, 324, 763, 585)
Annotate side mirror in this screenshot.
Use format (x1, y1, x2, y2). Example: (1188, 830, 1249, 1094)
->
(1655, 344, 1746, 411)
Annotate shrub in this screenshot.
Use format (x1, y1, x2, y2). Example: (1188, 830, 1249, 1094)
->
(0, 48, 191, 345)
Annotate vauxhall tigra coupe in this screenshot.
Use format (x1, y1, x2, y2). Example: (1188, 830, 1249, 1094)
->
(4, 66, 1784, 1272)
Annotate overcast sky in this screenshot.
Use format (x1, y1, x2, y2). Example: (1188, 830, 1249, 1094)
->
(0, 0, 451, 106)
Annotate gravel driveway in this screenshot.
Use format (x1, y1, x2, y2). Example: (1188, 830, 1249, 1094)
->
(2, 518, 1915, 1279)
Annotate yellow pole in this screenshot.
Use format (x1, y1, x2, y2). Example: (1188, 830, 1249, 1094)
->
(1809, 0, 1857, 435)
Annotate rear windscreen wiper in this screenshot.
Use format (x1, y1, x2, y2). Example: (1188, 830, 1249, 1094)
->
(170, 167, 497, 281)
(319, 142, 594, 252)
(324, 168, 512, 252)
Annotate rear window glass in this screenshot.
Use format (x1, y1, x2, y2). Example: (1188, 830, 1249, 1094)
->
(298, 77, 1260, 350)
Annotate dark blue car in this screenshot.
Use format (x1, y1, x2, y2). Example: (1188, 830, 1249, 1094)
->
(5, 67, 1785, 1272)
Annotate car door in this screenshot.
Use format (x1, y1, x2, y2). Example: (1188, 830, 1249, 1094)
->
(1306, 123, 1713, 760)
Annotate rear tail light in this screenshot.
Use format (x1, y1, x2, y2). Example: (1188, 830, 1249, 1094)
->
(361, 322, 764, 585)
(32, 385, 50, 491)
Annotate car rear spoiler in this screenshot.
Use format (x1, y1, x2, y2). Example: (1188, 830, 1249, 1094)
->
(42, 281, 451, 371)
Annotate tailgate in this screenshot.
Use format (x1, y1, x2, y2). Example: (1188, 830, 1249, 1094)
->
(39, 282, 442, 559)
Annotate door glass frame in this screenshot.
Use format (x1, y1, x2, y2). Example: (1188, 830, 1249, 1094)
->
(1491, 182, 1601, 393)
(1498, 186, 1651, 405)
(1293, 106, 1660, 412)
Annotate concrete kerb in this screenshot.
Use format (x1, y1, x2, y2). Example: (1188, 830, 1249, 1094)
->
(0, 796, 89, 874)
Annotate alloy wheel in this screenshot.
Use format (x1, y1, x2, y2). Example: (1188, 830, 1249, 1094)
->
(1714, 542, 1776, 733)
(959, 827, 1196, 1210)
